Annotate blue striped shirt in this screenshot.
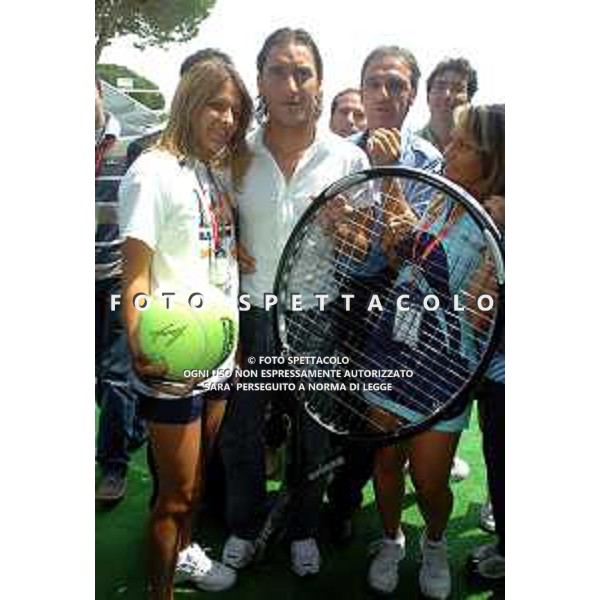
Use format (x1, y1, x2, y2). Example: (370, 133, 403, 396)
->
(352, 128, 444, 215)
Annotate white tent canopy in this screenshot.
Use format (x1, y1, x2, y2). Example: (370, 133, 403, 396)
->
(101, 80, 165, 137)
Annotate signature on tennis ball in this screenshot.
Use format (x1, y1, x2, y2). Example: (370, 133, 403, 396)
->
(151, 323, 188, 347)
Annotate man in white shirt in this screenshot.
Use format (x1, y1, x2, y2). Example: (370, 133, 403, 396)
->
(220, 27, 369, 578)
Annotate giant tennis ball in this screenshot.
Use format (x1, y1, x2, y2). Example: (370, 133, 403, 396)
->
(138, 291, 237, 380)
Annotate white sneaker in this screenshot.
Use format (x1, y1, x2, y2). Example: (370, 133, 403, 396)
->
(290, 538, 321, 576)
(222, 535, 256, 569)
(479, 499, 496, 533)
(450, 456, 470, 482)
(367, 535, 406, 594)
(419, 534, 451, 600)
(174, 543, 236, 592)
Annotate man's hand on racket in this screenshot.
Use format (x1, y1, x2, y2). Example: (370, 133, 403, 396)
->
(379, 176, 418, 268)
(366, 128, 402, 166)
(319, 194, 372, 261)
(334, 222, 371, 261)
(317, 194, 351, 233)
(381, 214, 415, 270)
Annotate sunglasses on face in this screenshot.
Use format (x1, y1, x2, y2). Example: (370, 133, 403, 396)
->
(363, 76, 410, 97)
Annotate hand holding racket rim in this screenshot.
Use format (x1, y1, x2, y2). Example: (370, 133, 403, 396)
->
(254, 165, 505, 558)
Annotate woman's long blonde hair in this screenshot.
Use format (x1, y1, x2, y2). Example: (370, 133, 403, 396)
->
(157, 58, 253, 190)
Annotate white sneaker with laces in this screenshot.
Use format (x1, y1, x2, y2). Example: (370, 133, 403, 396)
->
(290, 538, 321, 576)
(450, 456, 470, 482)
(367, 534, 406, 594)
(174, 543, 236, 592)
(419, 534, 451, 600)
(222, 535, 256, 569)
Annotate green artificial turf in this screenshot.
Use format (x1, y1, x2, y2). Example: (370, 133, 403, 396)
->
(96, 411, 503, 599)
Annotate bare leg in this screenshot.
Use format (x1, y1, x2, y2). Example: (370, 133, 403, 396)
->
(180, 399, 227, 549)
(371, 410, 410, 539)
(147, 420, 202, 600)
(408, 430, 460, 541)
(373, 443, 409, 538)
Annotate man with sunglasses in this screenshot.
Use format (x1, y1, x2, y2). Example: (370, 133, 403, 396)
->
(354, 46, 443, 213)
(326, 45, 447, 593)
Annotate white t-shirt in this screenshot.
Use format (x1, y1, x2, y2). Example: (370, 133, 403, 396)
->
(238, 126, 370, 307)
(119, 149, 238, 396)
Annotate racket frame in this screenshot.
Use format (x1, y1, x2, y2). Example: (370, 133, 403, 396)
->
(272, 165, 505, 444)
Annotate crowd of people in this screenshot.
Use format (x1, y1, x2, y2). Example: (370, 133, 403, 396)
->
(95, 27, 505, 600)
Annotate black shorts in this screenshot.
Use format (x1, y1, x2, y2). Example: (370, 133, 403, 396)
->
(139, 379, 235, 425)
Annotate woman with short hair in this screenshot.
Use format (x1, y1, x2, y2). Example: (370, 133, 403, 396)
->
(366, 103, 505, 599)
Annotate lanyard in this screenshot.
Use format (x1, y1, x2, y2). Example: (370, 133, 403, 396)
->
(194, 162, 231, 256)
(401, 199, 456, 302)
(412, 199, 457, 266)
(205, 165, 226, 252)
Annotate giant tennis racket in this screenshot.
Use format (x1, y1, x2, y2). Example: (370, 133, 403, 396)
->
(254, 165, 504, 558)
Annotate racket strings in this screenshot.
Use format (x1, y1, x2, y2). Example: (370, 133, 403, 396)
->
(294, 241, 497, 340)
(287, 235, 498, 340)
(301, 385, 396, 434)
(334, 214, 494, 326)
(284, 307, 470, 416)
(284, 195, 500, 392)
(336, 202, 495, 309)
(282, 293, 486, 428)
(301, 185, 499, 329)
(293, 348, 409, 435)
(294, 279, 493, 387)
(276, 172, 503, 437)
(284, 296, 475, 388)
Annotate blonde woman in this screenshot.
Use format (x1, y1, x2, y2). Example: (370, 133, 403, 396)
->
(119, 58, 253, 599)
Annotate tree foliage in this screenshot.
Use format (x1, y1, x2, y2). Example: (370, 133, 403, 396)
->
(95, 0, 216, 62)
(96, 63, 166, 110)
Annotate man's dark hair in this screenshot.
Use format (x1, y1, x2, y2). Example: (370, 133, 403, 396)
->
(426, 57, 478, 100)
(330, 88, 361, 118)
(256, 27, 323, 82)
(256, 27, 323, 123)
(180, 48, 233, 77)
(360, 46, 421, 93)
